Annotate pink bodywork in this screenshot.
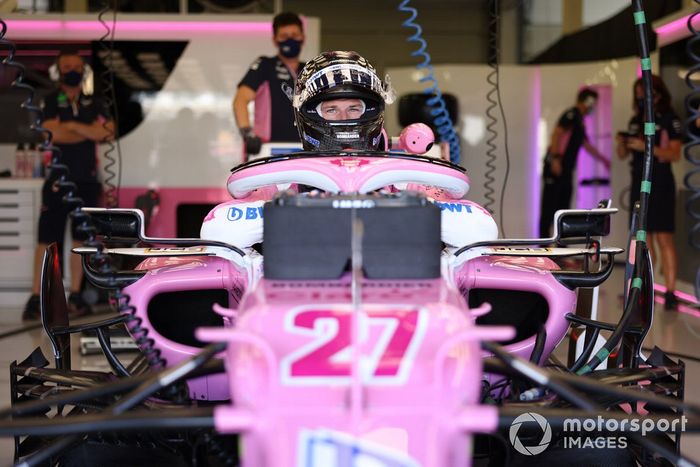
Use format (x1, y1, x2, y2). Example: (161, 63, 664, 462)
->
(226, 156, 471, 199)
(126, 255, 247, 400)
(122, 155, 577, 466)
(455, 255, 575, 364)
(198, 278, 513, 467)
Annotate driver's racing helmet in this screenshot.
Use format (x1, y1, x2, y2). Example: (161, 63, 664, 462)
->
(293, 51, 395, 151)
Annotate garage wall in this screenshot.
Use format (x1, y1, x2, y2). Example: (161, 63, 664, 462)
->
(287, 0, 490, 74)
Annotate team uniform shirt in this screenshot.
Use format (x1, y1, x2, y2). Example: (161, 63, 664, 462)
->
(238, 56, 304, 142)
(38, 90, 108, 244)
(42, 90, 110, 182)
(627, 111, 682, 231)
(553, 106, 587, 178)
(539, 106, 588, 238)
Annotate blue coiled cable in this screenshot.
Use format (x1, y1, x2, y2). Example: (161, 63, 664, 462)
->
(398, 0, 461, 164)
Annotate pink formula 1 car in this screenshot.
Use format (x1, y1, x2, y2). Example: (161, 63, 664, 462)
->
(5, 151, 693, 467)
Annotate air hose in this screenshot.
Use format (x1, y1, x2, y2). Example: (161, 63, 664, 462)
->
(97, 0, 122, 208)
(684, 3, 700, 301)
(398, 0, 461, 164)
(577, 0, 655, 374)
(0, 18, 165, 371)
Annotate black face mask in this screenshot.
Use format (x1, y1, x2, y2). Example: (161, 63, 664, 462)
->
(61, 70, 83, 87)
(277, 38, 302, 58)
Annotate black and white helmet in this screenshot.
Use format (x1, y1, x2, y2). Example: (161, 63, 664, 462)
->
(293, 51, 395, 151)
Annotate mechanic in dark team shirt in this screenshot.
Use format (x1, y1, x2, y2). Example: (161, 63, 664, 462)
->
(23, 50, 114, 321)
(233, 11, 305, 159)
(539, 88, 610, 238)
(617, 75, 682, 310)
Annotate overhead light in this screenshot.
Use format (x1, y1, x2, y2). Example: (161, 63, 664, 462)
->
(97, 49, 122, 59)
(677, 69, 700, 81)
(137, 52, 161, 62)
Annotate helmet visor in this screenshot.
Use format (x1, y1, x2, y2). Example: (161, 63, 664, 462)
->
(315, 98, 366, 121)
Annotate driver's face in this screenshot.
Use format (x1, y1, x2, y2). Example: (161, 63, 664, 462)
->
(318, 98, 365, 121)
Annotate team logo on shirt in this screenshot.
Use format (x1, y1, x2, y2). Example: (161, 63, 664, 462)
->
(672, 118, 682, 133)
(249, 57, 262, 70)
(57, 94, 70, 108)
(276, 61, 291, 81)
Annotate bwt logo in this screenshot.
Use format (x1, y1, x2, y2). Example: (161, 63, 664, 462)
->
(227, 206, 264, 221)
(434, 202, 473, 214)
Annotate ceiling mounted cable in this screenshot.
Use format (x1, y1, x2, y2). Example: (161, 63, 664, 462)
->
(485, 0, 512, 236)
(398, 0, 461, 165)
(97, 0, 122, 208)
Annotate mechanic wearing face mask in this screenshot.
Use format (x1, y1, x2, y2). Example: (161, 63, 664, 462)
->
(539, 88, 611, 238)
(233, 12, 305, 159)
(23, 50, 114, 321)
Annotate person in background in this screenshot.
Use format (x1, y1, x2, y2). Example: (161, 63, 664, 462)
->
(233, 11, 305, 159)
(616, 75, 682, 310)
(539, 88, 611, 238)
(23, 50, 114, 321)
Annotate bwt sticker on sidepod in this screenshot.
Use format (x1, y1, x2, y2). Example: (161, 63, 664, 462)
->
(434, 201, 474, 214)
(438, 200, 498, 247)
(432, 200, 491, 217)
(200, 201, 265, 248)
(227, 206, 264, 221)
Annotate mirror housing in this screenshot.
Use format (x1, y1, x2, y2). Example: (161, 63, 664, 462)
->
(85, 208, 145, 240)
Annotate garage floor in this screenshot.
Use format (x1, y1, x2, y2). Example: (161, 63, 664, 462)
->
(0, 266, 698, 465)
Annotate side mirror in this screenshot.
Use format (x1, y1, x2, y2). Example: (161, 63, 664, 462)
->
(80, 207, 245, 256)
(453, 200, 618, 257)
(83, 207, 145, 240)
(555, 210, 611, 239)
(553, 199, 614, 243)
